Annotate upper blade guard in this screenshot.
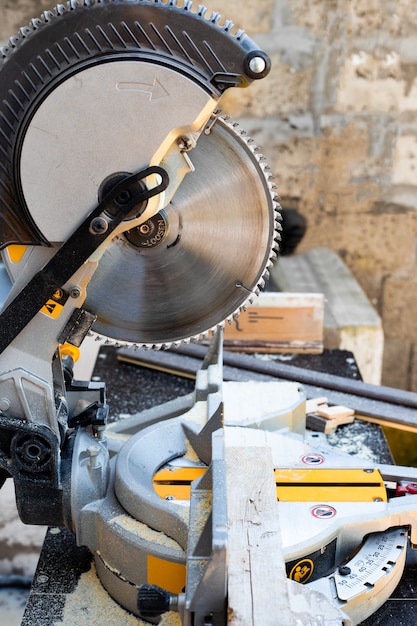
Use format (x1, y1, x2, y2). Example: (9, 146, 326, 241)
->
(0, 0, 270, 249)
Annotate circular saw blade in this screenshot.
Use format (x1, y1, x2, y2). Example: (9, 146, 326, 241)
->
(85, 117, 280, 347)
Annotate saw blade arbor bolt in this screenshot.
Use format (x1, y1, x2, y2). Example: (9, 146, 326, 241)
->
(115, 190, 132, 205)
(89, 216, 108, 235)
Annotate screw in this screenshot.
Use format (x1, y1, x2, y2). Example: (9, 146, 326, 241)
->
(338, 566, 351, 576)
(248, 55, 267, 75)
(177, 136, 194, 151)
(37, 574, 49, 584)
(0, 398, 10, 412)
(90, 216, 108, 235)
(87, 445, 101, 468)
(70, 287, 81, 299)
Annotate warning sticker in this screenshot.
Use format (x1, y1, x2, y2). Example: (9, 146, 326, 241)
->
(286, 539, 337, 584)
(41, 289, 69, 319)
(311, 505, 337, 519)
(289, 559, 314, 584)
(301, 454, 325, 466)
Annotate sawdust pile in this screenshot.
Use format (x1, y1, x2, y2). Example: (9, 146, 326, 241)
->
(53, 564, 181, 626)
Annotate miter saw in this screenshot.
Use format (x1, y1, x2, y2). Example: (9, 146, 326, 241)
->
(0, 2, 417, 625)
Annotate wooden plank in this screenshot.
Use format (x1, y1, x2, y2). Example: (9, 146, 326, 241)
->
(223, 292, 324, 354)
(225, 428, 292, 626)
(224, 427, 345, 625)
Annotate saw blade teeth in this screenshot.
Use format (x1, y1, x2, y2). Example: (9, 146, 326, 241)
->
(83, 114, 280, 351)
(41, 10, 55, 23)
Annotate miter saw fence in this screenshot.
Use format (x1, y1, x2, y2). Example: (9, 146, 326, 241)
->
(0, 2, 415, 626)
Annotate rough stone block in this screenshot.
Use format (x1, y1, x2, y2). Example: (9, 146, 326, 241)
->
(221, 52, 315, 118)
(381, 338, 412, 390)
(0, 0, 53, 41)
(204, 0, 275, 34)
(382, 277, 417, 343)
(270, 248, 384, 384)
(392, 134, 417, 185)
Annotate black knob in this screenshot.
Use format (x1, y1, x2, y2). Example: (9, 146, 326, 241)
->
(137, 584, 171, 618)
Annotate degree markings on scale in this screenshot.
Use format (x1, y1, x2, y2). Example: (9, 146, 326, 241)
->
(334, 529, 406, 601)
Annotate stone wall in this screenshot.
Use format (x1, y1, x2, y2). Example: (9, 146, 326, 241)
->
(1, 0, 417, 390)
(209, 0, 417, 391)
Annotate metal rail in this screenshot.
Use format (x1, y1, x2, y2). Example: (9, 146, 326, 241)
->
(118, 344, 417, 430)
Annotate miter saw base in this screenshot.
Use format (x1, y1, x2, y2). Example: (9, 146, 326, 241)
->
(57, 332, 417, 626)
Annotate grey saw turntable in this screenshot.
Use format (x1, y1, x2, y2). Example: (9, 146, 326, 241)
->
(1, 2, 417, 625)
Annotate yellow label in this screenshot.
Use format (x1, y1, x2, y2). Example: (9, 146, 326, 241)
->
(41, 299, 64, 319)
(274, 468, 387, 502)
(289, 559, 314, 583)
(6, 245, 27, 263)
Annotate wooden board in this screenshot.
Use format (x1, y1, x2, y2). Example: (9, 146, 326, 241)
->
(223, 292, 324, 354)
(224, 428, 292, 626)
(224, 427, 345, 625)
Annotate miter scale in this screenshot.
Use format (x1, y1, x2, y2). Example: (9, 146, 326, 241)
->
(0, 2, 416, 625)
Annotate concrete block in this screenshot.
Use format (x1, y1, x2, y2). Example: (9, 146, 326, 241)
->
(335, 53, 402, 113)
(381, 338, 412, 390)
(392, 134, 417, 185)
(298, 209, 417, 306)
(270, 248, 384, 384)
(382, 277, 417, 343)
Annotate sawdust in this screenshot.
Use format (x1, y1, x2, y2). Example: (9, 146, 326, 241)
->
(326, 421, 379, 462)
(111, 515, 182, 550)
(53, 563, 181, 626)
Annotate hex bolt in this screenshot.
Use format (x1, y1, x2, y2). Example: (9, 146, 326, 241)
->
(248, 55, 267, 75)
(115, 190, 131, 205)
(87, 445, 101, 468)
(89, 216, 108, 235)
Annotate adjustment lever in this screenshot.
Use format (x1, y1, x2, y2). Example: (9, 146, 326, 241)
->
(0, 166, 169, 354)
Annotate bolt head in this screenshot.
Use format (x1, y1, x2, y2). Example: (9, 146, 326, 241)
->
(90, 217, 108, 235)
(249, 55, 267, 75)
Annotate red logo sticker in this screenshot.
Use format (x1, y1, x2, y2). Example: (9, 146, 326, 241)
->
(311, 505, 337, 519)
